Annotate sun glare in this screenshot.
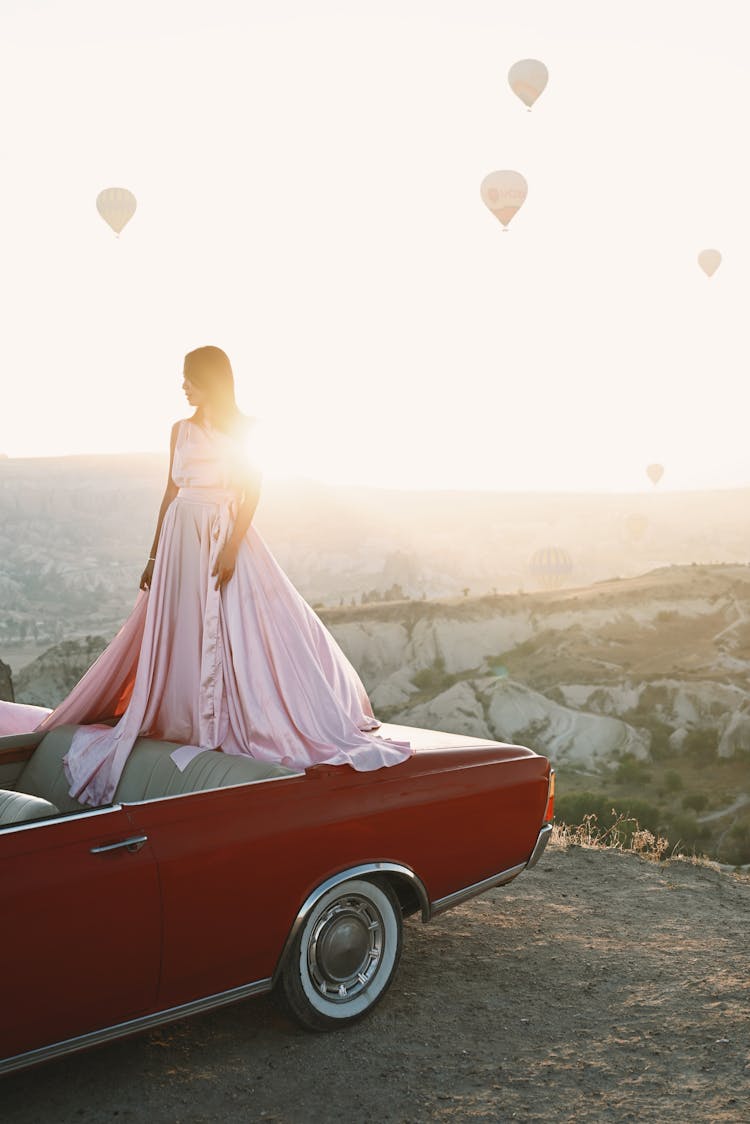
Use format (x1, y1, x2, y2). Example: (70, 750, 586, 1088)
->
(1, 4, 748, 493)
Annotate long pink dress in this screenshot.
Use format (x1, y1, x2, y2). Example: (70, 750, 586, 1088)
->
(0, 419, 412, 805)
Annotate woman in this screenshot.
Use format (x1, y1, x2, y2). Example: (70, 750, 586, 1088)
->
(2, 346, 411, 805)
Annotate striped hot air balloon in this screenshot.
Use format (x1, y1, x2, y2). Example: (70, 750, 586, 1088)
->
(508, 59, 549, 109)
(529, 546, 573, 590)
(480, 171, 528, 229)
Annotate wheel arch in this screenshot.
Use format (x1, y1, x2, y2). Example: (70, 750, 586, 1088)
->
(272, 861, 430, 986)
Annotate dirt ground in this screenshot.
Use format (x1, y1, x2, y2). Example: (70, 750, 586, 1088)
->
(4, 845, 749, 1124)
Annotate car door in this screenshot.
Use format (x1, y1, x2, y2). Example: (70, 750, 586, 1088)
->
(1, 804, 161, 1064)
(125, 775, 316, 1009)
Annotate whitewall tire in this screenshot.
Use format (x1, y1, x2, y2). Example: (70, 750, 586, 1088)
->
(278, 878, 403, 1031)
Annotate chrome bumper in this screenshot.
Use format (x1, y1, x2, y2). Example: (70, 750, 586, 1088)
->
(525, 822, 553, 869)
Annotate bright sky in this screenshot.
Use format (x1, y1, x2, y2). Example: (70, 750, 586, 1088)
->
(1, 0, 748, 492)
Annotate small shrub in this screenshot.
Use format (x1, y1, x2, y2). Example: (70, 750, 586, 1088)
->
(648, 724, 674, 760)
(668, 812, 702, 848)
(664, 769, 683, 792)
(412, 655, 451, 694)
(720, 840, 750, 866)
(682, 728, 718, 766)
(682, 792, 709, 813)
(614, 756, 652, 786)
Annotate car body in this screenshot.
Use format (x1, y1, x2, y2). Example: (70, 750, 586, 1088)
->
(0, 719, 554, 1075)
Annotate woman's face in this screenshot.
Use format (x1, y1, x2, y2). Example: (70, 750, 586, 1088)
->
(182, 372, 208, 409)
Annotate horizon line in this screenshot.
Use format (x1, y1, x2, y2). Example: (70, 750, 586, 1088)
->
(0, 451, 748, 498)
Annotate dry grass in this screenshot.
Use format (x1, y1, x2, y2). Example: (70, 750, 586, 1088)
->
(552, 812, 671, 862)
(551, 813, 750, 882)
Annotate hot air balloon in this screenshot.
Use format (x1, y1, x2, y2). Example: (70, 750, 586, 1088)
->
(480, 171, 528, 230)
(528, 546, 573, 591)
(96, 187, 137, 236)
(646, 464, 664, 486)
(508, 59, 548, 109)
(698, 249, 721, 277)
(625, 513, 649, 542)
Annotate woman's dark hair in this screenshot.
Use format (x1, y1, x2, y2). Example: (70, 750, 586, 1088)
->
(183, 345, 242, 434)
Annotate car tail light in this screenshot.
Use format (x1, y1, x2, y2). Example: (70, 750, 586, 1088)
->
(543, 770, 555, 823)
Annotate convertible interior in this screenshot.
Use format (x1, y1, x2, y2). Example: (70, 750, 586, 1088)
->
(0, 725, 300, 827)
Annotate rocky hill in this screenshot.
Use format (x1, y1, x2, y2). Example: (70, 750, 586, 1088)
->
(11, 637, 108, 708)
(325, 562, 750, 758)
(0, 659, 12, 703)
(5, 562, 750, 865)
(324, 564, 750, 865)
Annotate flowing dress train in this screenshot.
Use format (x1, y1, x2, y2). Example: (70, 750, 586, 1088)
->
(0, 418, 412, 805)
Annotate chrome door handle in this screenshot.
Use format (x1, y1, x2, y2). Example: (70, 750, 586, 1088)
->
(91, 835, 148, 855)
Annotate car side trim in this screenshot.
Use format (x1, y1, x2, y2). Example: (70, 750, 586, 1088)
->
(0, 976, 273, 1077)
(429, 862, 528, 917)
(272, 861, 432, 984)
(429, 822, 554, 917)
(0, 803, 122, 835)
(0, 772, 306, 835)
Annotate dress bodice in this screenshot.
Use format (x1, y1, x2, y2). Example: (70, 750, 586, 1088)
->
(171, 418, 257, 493)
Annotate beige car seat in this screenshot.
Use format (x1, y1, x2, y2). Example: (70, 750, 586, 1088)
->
(11, 725, 300, 814)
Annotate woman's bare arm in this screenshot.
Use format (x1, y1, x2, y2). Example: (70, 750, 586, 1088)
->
(139, 422, 180, 591)
(228, 474, 262, 546)
(212, 469, 262, 591)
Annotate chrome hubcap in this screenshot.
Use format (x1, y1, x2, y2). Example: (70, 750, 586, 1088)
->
(307, 894, 384, 1003)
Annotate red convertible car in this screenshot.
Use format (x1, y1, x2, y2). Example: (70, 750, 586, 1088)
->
(0, 720, 554, 1075)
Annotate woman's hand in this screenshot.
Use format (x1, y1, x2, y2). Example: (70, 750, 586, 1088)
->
(212, 543, 238, 591)
(139, 559, 155, 591)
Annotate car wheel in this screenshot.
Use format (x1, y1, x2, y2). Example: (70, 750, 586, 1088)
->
(278, 878, 403, 1031)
